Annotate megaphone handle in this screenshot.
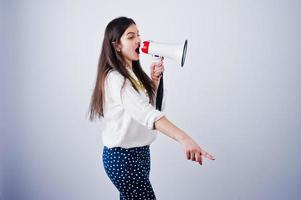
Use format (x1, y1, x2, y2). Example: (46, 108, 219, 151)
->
(156, 73, 164, 111)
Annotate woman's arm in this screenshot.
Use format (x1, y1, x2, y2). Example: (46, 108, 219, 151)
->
(150, 59, 215, 165)
(154, 116, 215, 165)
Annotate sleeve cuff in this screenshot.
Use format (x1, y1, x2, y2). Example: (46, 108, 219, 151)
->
(146, 110, 165, 130)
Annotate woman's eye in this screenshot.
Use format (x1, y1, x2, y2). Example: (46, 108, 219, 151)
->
(128, 34, 140, 40)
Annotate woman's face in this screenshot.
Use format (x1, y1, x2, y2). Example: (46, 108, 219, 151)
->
(117, 24, 141, 67)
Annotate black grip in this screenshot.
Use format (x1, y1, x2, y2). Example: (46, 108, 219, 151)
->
(156, 74, 164, 111)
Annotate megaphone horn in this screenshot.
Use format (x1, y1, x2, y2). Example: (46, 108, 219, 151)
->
(140, 40, 188, 67)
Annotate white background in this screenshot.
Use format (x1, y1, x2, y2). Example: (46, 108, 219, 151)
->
(1, 0, 301, 199)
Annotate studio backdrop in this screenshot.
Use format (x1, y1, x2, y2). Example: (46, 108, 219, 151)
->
(1, 0, 301, 200)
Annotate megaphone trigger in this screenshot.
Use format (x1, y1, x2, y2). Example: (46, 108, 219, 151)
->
(152, 55, 162, 60)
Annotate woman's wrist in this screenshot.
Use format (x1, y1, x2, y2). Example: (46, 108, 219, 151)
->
(176, 132, 191, 145)
(152, 79, 160, 91)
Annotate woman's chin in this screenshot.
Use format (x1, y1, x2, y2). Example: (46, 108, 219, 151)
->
(133, 55, 140, 61)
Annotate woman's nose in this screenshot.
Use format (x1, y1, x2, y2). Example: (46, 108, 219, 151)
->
(137, 36, 141, 43)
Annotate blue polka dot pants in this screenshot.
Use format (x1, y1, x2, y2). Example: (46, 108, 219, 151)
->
(102, 145, 157, 200)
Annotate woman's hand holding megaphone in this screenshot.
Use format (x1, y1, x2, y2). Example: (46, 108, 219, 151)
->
(150, 57, 164, 90)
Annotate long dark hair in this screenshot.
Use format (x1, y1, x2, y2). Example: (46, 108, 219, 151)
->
(89, 17, 156, 121)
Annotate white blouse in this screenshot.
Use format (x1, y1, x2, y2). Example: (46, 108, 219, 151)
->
(101, 68, 166, 148)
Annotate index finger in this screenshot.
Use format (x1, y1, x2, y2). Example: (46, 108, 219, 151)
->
(201, 151, 215, 160)
(205, 153, 215, 160)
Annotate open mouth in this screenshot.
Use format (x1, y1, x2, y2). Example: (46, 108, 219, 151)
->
(135, 46, 140, 54)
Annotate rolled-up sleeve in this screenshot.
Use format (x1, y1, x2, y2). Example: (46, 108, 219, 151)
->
(106, 71, 164, 130)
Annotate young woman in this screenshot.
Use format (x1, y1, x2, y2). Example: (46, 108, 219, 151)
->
(89, 16, 215, 200)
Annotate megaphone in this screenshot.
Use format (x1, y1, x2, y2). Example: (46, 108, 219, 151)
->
(140, 40, 188, 67)
(139, 40, 188, 111)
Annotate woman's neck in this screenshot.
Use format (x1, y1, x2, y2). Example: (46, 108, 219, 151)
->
(125, 60, 132, 70)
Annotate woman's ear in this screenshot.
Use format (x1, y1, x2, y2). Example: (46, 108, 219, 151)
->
(112, 41, 121, 52)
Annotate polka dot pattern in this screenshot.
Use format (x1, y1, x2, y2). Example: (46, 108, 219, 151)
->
(102, 145, 157, 200)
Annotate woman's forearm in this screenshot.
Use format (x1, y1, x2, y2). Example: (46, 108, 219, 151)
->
(154, 116, 191, 144)
(154, 116, 215, 164)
